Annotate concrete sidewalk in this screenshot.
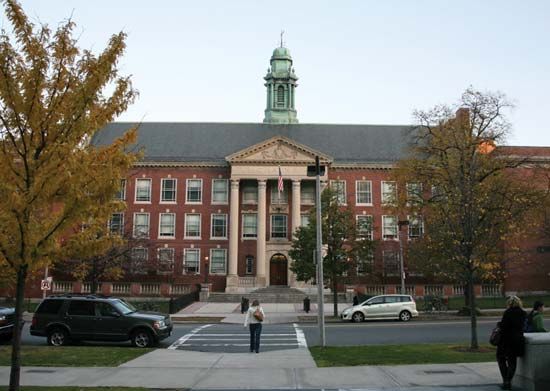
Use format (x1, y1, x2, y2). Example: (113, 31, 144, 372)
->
(0, 348, 502, 390)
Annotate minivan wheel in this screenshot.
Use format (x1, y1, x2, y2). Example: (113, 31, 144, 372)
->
(399, 310, 412, 322)
(131, 329, 153, 348)
(352, 312, 365, 323)
(47, 328, 69, 346)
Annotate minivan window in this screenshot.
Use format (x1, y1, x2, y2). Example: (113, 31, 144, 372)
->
(67, 300, 95, 316)
(400, 295, 412, 302)
(36, 300, 63, 315)
(385, 296, 400, 303)
(367, 297, 384, 305)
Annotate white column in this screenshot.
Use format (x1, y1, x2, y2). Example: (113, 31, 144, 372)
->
(256, 180, 267, 287)
(226, 179, 239, 291)
(291, 180, 301, 237)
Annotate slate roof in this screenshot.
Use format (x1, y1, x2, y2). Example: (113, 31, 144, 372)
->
(91, 122, 416, 164)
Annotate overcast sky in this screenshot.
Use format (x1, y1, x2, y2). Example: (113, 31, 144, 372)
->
(8, 1, 550, 146)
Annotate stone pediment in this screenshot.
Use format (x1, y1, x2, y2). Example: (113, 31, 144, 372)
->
(226, 136, 332, 165)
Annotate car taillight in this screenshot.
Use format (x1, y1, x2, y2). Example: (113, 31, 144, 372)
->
(153, 321, 160, 330)
(31, 317, 37, 327)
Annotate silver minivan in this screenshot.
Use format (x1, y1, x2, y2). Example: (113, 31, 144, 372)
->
(341, 294, 418, 322)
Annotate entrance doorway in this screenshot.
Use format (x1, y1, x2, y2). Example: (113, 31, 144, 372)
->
(269, 253, 288, 286)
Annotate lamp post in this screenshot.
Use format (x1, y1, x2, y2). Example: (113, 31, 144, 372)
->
(398, 220, 409, 294)
(204, 256, 209, 284)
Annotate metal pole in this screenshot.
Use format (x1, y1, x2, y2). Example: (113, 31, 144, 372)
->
(398, 220, 408, 295)
(315, 156, 326, 347)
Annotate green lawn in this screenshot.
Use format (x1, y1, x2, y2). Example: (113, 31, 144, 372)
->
(0, 346, 153, 367)
(309, 343, 496, 366)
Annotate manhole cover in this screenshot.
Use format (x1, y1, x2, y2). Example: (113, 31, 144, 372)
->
(424, 370, 454, 374)
(26, 369, 56, 373)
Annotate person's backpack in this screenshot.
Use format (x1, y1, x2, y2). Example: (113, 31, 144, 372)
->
(253, 307, 264, 321)
(524, 312, 534, 333)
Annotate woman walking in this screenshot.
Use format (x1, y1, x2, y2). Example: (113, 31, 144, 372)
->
(497, 295, 526, 390)
(526, 301, 547, 332)
(244, 299, 265, 353)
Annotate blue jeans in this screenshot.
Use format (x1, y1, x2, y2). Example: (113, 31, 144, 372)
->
(249, 323, 262, 353)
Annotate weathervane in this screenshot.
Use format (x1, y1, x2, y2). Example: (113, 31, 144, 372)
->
(280, 30, 285, 47)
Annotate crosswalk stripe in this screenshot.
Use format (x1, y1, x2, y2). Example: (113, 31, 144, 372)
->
(193, 333, 295, 336)
(178, 343, 299, 347)
(168, 324, 213, 350)
(293, 323, 308, 348)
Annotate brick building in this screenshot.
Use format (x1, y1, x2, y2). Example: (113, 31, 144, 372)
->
(51, 45, 550, 297)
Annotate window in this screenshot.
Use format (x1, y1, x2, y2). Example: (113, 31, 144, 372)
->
(161, 178, 177, 202)
(242, 213, 257, 238)
(36, 300, 64, 315)
(186, 179, 202, 203)
(210, 249, 227, 274)
(381, 181, 397, 205)
(356, 215, 373, 240)
(97, 302, 119, 317)
(356, 181, 372, 205)
(277, 85, 285, 107)
(184, 214, 201, 238)
(133, 213, 150, 238)
(406, 182, 423, 206)
(183, 248, 200, 274)
(383, 251, 399, 276)
(130, 248, 148, 274)
(135, 179, 151, 202)
(157, 248, 174, 274)
(357, 250, 374, 275)
(271, 182, 287, 204)
(300, 214, 310, 227)
(159, 213, 176, 238)
(271, 214, 287, 239)
(109, 213, 124, 235)
(242, 182, 258, 204)
(211, 214, 227, 239)
(67, 301, 95, 316)
(301, 182, 315, 205)
(408, 215, 424, 239)
(382, 215, 397, 240)
(330, 180, 346, 204)
(245, 256, 254, 274)
(115, 179, 126, 200)
(212, 179, 228, 204)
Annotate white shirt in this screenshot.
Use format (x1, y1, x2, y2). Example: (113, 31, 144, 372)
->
(244, 305, 265, 327)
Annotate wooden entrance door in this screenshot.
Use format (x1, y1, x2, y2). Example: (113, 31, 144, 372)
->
(269, 254, 288, 286)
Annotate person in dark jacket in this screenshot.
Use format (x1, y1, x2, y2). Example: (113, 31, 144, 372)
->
(526, 301, 547, 332)
(497, 295, 526, 390)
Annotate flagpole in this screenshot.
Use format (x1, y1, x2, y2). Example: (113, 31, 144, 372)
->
(315, 156, 326, 347)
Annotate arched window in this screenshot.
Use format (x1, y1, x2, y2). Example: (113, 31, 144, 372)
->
(277, 86, 285, 107)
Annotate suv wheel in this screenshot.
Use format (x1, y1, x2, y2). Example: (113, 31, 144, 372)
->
(131, 329, 153, 348)
(399, 310, 412, 322)
(352, 312, 365, 323)
(47, 328, 69, 346)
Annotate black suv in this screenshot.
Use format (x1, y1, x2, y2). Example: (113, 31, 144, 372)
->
(0, 306, 16, 341)
(30, 295, 172, 347)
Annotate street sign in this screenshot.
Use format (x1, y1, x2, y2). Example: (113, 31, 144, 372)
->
(41, 278, 52, 291)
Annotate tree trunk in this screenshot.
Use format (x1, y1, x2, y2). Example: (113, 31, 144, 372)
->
(91, 258, 98, 294)
(464, 279, 470, 307)
(9, 265, 28, 391)
(468, 271, 479, 349)
(332, 275, 338, 317)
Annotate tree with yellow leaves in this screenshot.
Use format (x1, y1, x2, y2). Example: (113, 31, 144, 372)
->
(392, 88, 548, 350)
(0, 1, 138, 389)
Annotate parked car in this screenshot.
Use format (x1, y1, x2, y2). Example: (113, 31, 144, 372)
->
(0, 306, 17, 341)
(341, 294, 419, 322)
(30, 295, 172, 347)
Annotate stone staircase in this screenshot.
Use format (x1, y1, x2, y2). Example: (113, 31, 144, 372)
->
(207, 286, 347, 303)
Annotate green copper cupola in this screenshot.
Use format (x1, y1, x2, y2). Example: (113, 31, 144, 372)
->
(263, 44, 298, 124)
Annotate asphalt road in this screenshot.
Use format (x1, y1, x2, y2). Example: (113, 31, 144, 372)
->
(11, 318, 497, 351)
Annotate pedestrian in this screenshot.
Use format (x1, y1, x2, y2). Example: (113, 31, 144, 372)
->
(526, 301, 547, 332)
(496, 295, 526, 390)
(244, 299, 265, 353)
(303, 296, 311, 313)
(240, 296, 249, 314)
(353, 295, 359, 306)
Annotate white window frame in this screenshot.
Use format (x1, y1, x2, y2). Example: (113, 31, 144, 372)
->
(356, 180, 373, 206)
(271, 214, 288, 239)
(245, 255, 254, 274)
(157, 248, 175, 274)
(356, 215, 373, 240)
(242, 213, 258, 239)
(130, 247, 148, 275)
(300, 182, 315, 205)
(135, 178, 152, 203)
(242, 182, 258, 204)
(115, 179, 126, 201)
(209, 248, 227, 275)
(184, 213, 201, 239)
(356, 250, 374, 275)
(211, 179, 229, 204)
(133, 212, 150, 238)
(109, 212, 124, 236)
(330, 180, 347, 205)
(300, 213, 310, 227)
(186, 178, 203, 204)
(408, 215, 424, 239)
(270, 182, 288, 205)
(382, 215, 398, 240)
(381, 181, 397, 205)
(183, 248, 200, 275)
(160, 178, 177, 203)
(158, 213, 176, 239)
(383, 250, 399, 276)
(210, 214, 228, 239)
